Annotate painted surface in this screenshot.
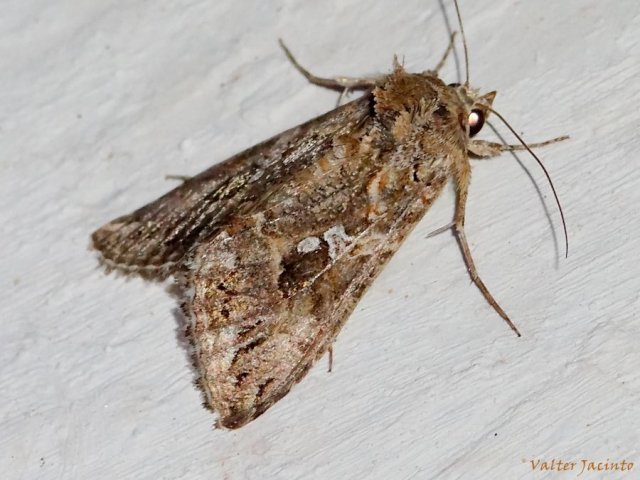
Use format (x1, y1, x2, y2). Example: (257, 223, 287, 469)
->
(1, 1, 638, 478)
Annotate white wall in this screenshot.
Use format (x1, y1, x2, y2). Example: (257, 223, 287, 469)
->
(2, 1, 639, 479)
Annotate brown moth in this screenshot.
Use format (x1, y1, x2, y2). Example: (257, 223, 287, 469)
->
(91, 1, 566, 429)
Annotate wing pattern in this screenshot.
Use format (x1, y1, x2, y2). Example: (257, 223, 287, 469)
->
(92, 69, 469, 428)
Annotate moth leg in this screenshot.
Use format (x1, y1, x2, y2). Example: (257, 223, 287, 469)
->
(336, 87, 351, 107)
(453, 166, 522, 337)
(279, 39, 380, 91)
(164, 174, 192, 182)
(469, 135, 569, 158)
(426, 221, 455, 238)
(327, 345, 333, 373)
(428, 31, 457, 75)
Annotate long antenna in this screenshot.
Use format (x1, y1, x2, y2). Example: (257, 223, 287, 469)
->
(489, 108, 569, 258)
(453, 0, 470, 85)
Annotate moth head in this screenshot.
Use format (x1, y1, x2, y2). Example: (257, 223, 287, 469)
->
(448, 83, 496, 138)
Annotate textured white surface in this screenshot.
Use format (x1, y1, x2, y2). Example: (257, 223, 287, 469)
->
(2, 1, 640, 479)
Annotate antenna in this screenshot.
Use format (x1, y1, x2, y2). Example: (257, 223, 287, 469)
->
(453, 0, 470, 85)
(490, 108, 569, 258)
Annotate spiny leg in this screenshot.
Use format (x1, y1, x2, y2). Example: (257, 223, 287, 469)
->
(335, 87, 353, 107)
(279, 39, 380, 91)
(426, 221, 455, 238)
(453, 164, 521, 337)
(469, 135, 569, 158)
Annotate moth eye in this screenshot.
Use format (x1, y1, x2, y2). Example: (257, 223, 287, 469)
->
(468, 109, 485, 137)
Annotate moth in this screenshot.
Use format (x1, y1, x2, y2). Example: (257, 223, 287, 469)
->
(91, 0, 567, 429)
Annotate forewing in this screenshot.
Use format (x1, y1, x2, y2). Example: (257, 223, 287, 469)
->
(91, 95, 373, 279)
(184, 114, 451, 428)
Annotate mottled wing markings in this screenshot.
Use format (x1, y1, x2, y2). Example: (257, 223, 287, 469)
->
(182, 73, 459, 427)
(92, 95, 374, 279)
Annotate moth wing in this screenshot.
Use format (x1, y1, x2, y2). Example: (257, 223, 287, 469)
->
(184, 120, 450, 428)
(91, 96, 373, 279)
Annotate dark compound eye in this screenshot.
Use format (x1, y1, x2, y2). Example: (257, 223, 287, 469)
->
(468, 109, 485, 137)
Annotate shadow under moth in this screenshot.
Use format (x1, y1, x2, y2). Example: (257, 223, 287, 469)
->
(91, 0, 567, 429)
